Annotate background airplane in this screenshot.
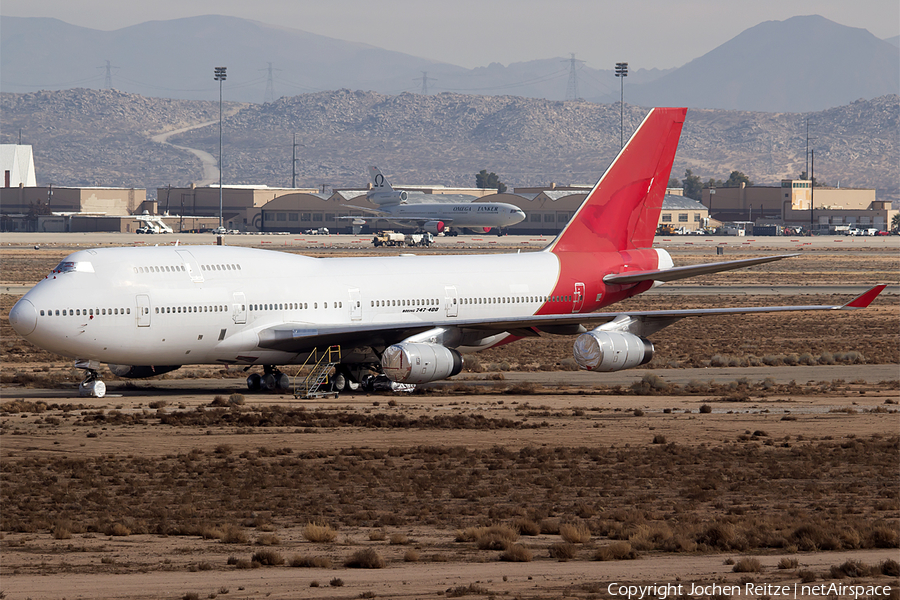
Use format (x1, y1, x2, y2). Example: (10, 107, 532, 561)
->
(341, 167, 526, 235)
(8, 108, 884, 398)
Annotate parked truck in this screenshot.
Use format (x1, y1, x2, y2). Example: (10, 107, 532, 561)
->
(405, 232, 434, 247)
(372, 231, 406, 247)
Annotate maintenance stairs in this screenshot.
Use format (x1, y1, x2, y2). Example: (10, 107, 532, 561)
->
(293, 346, 341, 399)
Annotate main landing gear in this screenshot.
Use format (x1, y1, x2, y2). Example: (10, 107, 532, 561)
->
(75, 360, 106, 398)
(246, 366, 291, 391)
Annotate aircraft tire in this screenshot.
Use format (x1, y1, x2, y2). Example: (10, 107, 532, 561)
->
(276, 373, 291, 390)
(246, 373, 262, 391)
(262, 374, 277, 390)
(331, 372, 346, 393)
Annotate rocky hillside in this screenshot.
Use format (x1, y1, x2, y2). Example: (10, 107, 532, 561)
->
(2, 89, 897, 204)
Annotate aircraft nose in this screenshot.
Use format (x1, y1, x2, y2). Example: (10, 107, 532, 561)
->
(9, 298, 37, 337)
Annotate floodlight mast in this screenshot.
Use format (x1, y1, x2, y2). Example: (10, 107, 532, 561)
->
(615, 62, 628, 150)
(214, 66, 227, 229)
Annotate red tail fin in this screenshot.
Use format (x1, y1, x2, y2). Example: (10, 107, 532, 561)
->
(548, 107, 687, 254)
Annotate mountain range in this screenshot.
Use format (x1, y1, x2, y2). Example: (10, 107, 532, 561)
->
(2, 89, 897, 206)
(1, 14, 897, 112)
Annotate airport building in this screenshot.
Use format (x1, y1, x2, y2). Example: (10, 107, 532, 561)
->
(701, 179, 896, 232)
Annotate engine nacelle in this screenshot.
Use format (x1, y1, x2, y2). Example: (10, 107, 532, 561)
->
(382, 342, 463, 384)
(107, 364, 181, 378)
(367, 190, 408, 205)
(422, 220, 445, 234)
(572, 330, 653, 372)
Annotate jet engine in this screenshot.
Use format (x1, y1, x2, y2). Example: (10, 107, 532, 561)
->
(572, 330, 653, 372)
(367, 190, 408, 205)
(422, 220, 445, 234)
(107, 364, 182, 378)
(382, 342, 463, 384)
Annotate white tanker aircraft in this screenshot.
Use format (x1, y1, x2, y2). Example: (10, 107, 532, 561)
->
(9, 108, 884, 397)
(342, 167, 526, 235)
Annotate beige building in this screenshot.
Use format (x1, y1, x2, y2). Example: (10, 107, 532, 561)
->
(699, 179, 893, 230)
(1, 185, 147, 216)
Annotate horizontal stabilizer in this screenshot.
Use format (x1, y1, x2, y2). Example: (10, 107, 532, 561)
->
(603, 254, 798, 285)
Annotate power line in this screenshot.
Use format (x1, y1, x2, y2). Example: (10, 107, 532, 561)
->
(563, 53, 584, 101)
(414, 71, 436, 95)
(97, 60, 119, 89)
(261, 62, 282, 103)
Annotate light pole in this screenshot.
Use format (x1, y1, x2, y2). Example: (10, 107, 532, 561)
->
(615, 62, 628, 150)
(214, 66, 227, 229)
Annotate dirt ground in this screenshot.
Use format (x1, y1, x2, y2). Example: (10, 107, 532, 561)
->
(1, 238, 898, 600)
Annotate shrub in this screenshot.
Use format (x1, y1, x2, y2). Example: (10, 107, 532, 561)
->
(303, 522, 337, 543)
(732, 557, 762, 573)
(105, 523, 131, 537)
(330, 578, 345, 587)
(560, 522, 591, 544)
(389, 533, 409, 545)
(548, 542, 577, 560)
(290, 555, 332, 568)
(369, 530, 386, 541)
(652, 434, 667, 444)
(345, 548, 386, 569)
(798, 569, 816, 583)
(256, 533, 281, 546)
(221, 524, 249, 544)
(778, 557, 799, 569)
(447, 584, 490, 597)
(499, 543, 533, 562)
(403, 549, 420, 562)
(830, 560, 871, 579)
(251, 549, 285, 566)
(880, 559, 900, 577)
(513, 517, 540, 536)
(594, 542, 637, 561)
(699, 404, 712, 414)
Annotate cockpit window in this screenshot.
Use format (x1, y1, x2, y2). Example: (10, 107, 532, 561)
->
(52, 261, 94, 274)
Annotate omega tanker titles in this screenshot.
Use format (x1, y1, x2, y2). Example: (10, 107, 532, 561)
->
(9, 108, 885, 397)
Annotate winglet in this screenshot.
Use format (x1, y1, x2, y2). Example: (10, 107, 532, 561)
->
(842, 284, 887, 309)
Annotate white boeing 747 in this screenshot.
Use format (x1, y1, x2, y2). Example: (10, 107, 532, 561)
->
(9, 108, 885, 397)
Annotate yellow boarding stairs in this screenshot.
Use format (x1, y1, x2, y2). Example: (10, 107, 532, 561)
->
(293, 346, 341, 398)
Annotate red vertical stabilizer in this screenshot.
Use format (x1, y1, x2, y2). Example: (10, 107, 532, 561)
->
(548, 107, 687, 255)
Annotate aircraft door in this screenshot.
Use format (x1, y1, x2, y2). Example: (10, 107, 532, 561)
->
(232, 292, 247, 324)
(572, 282, 585, 313)
(136, 294, 151, 327)
(445, 286, 459, 317)
(349, 288, 362, 321)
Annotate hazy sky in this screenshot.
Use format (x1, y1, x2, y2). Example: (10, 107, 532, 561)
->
(5, 0, 899, 70)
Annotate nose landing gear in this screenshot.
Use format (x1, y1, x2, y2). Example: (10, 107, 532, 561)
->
(75, 360, 106, 398)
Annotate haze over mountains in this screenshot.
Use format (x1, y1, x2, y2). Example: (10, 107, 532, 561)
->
(1, 14, 897, 112)
(2, 89, 897, 206)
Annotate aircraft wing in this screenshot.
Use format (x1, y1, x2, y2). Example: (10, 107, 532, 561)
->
(603, 254, 798, 285)
(256, 285, 886, 352)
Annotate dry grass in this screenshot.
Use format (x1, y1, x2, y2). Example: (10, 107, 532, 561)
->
(499, 543, 533, 562)
(594, 542, 638, 561)
(732, 557, 762, 573)
(344, 548, 386, 569)
(559, 522, 591, 544)
(302, 522, 337, 543)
